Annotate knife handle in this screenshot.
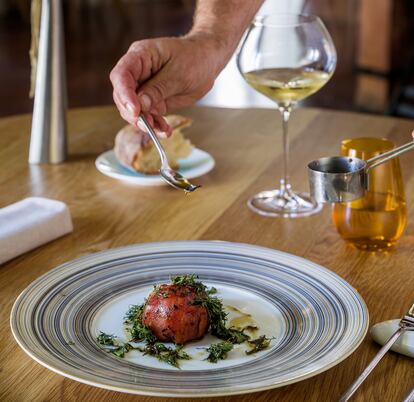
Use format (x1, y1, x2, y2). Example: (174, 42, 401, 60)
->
(401, 385, 414, 402)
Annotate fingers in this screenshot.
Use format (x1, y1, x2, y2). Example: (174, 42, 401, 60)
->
(114, 80, 172, 138)
(144, 114, 171, 137)
(113, 90, 137, 126)
(110, 42, 172, 122)
(110, 38, 192, 137)
(153, 115, 172, 137)
(110, 52, 145, 119)
(136, 67, 182, 114)
(152, 100, 168, 116)
(138, 113, 172, 138)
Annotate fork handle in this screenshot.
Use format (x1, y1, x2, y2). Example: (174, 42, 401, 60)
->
(338, 327, 405, 402)
(138, 115, 168, 166)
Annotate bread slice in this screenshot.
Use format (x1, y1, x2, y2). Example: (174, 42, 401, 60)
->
(114, 115, 193, 174)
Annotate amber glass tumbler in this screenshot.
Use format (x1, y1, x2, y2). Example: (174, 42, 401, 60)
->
(332, 138, 407, 250)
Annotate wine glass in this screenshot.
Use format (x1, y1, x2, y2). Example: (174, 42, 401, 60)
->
(237, 14, 337, 217)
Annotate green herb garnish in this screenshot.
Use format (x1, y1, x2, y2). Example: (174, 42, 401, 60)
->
(96, 331, 135, 358)
(97, 331, 117, 346)
(204, 341, 233, 363)
(245, 335, 274, 355)
(171, 274, 208, 293)
(97, 275, 273, 368)
(207, 286, 217, 295)
(111, 342, 133, 358)
(124, 304, 156, 343)
(193, 292, 249, 344)
(170, 275, 250, 344)
(152, 284, 170, 298)
(139, 343, 191, 368)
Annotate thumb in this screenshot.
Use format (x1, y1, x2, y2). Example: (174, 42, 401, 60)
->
(137, 69, 180, 113)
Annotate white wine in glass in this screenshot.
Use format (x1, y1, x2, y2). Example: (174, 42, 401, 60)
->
(237, 14, 337, 217)
(243, 67, 332, 105)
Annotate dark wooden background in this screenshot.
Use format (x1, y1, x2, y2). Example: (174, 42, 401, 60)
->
(0, 0, 413, 118)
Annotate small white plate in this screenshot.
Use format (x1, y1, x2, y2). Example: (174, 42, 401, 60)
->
(95, 148, 215, 186)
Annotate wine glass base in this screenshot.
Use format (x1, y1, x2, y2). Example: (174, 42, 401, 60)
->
(247, 189, 323, 218)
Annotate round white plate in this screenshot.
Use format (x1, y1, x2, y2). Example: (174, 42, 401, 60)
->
(95, 148, 215, 185)
(11, 241, 368, 397)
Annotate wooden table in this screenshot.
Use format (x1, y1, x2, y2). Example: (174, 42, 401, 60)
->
(1, 106, 413, 402)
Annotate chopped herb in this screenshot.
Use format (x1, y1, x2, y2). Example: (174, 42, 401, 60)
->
(97, 274, 274, 367)
(111, 342, 133, 358)
(225, 328, 250, 344)
(171, 274, 217, 296)
(245, 335, 274, 355)
(171, 273, 199, 286)
(204, 341, 233, 363)
(139, 343, 191, 368)
(96, 331, 190, 368)
(124, 304, 156, 343)
(97, 331, 117, 346)
(152, 285, 170, 298)
(194, 293, 249, 344)
(96, 331, 135, 358)
(207, 287, 217, 295)
(124, 304, 143, 323)
(171, 274, 208, 294)
(171, 275, 250, 344)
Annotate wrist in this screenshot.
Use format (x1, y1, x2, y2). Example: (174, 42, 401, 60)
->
(184, 30, 235, 74)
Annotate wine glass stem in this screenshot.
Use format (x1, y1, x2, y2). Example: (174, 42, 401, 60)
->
(279, 106, 292, 193)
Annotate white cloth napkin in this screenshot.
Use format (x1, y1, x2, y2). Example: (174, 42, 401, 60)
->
(0, 197, 73, 265)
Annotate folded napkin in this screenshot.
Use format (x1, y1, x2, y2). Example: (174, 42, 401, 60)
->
(0, 197, 73, 265)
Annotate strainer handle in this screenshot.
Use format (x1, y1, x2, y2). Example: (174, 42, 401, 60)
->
(365, 140, 414, 174)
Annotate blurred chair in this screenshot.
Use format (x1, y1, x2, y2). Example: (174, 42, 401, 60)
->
(8, 0, 31, 22)
(389, 57, 414, 118)
(355, 0, 414, 115)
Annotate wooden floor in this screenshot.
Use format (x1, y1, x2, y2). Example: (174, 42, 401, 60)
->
(0, 0, 406, 118)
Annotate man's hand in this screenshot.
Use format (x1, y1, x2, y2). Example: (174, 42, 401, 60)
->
(110, 35, 222, 133)
(110, 0, 264, 132)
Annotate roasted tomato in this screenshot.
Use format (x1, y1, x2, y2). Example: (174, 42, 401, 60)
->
(142, 284, 209, 344)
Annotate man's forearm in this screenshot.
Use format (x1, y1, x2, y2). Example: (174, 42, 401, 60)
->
(187, 0, 265, 70)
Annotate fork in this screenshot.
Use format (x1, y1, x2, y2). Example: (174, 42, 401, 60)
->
(339, 303, 414, 402)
